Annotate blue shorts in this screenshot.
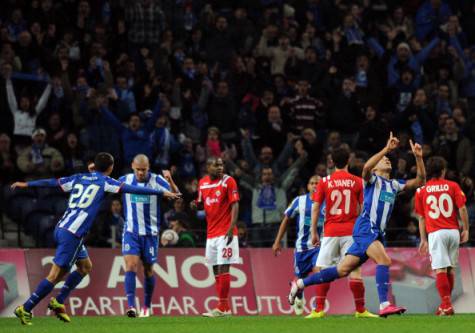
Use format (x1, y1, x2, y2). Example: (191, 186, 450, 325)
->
(122, 231, 159, 264)
(346, 218, 384, 264)
(53, 227, 89, 269)
(294, 247, 320, 278)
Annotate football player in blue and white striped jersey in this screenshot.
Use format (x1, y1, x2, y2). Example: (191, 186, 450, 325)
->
(119, 154, 180, 318)
(12, 153, 180, 326)
(273, 175, 324, 316)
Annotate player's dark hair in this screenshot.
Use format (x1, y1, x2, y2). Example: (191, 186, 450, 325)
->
(94, 152, 114, 172)
(426, 156, 447, 179)
(331, 147, 350, 169)
(206, 156, 221, 166)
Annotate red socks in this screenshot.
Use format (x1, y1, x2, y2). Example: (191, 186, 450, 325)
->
(349, 278, 366, 313)
(215, 273, 231, 312)
(315, 282, 331, 312)
(436, 272, 452, 307)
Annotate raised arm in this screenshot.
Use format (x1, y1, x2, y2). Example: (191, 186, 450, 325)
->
(241, 132, 259, 169)
(403, 140, 426, 190)
(415, 37, 440, 63)
(362, 132, 399, 182)
(6, 79, 19, 112)
(145, 98, 162, 132)
(11, 178, 59, 189)
(99, 105, 125, 132)
(120, 183, 180, 199)
(34, 82, 52, 114)
(366, 37, 385, 58)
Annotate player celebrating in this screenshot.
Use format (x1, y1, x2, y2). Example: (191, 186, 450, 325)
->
(190, 157, 240, 317)
(289, 133, 426, 317)
(415, 156, 469, 316)
(11, 153, 180, 326)
(310, 148, 376, 318)
(272, 175, 323, 316)
(120, 154, 180, 318)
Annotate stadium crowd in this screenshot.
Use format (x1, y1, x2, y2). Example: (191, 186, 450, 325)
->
(1, 0, 475, 247)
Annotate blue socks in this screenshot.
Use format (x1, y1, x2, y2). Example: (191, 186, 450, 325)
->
(24, 279, 54, 312)
(125, 271, 136, 308)
(376, 265, 390, 304)
(56, 271, 84, 304)
(144, 276, 155, 308)
(303, 266, 340, 286)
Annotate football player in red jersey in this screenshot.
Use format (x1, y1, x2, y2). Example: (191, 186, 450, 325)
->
(414, 156, 469, 316)
(307, 148, 377, 318)
(191, 157, 240, 317)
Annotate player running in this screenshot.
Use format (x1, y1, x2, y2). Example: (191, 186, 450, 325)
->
(414, 156, 469, 316)
(120, 154, 180, 318)
(289, 133, 426, 317)
(272, 175, 324, 316)
(190, 157, 240, 317)
(11, 153, 180, 326)
(309, 148, 376, 318)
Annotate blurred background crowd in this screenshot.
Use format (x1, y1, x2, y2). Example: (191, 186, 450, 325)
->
(1, 0, 475, 248)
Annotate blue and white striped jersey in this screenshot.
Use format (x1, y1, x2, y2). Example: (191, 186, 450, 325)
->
(57, 172, 122, 237)
(359, 174, 406, 232)
(285, 193, 325, 252)
(119, 173, 171, 236)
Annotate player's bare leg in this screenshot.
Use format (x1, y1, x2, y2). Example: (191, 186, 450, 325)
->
(139, 263, 155, 318)
(124, 255, 140, 317)
(49, 258, 92, 323)
(289, 255, 360, 305)
(203, 264, 232, 317)
(15, 263, 69, 325)
(434, 267, 454, 316)
(366, 241, 406, 317)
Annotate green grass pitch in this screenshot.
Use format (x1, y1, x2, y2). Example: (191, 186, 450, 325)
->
(2, 315, 475, 333)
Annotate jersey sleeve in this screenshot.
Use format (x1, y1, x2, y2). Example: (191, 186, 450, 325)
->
(225, 176, 240, 203)
(104, 177, 123, 193)
(58, 175, 76, 192)
(312, 180, 325, 204)
(155, 175, 171, 192)
(392, 179, 406, 193)
(414, 188, 424, 216)
(284, 197, 299, 218)
(365, 174, 377, 186)
(453, 183, 467, 208)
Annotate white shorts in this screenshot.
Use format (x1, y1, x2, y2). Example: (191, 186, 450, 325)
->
(316, 236, 354, 268)
(205, 235, 240, 266)
(428, 229, 460, 270)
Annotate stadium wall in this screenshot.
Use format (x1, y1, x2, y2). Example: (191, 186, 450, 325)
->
(1, 248, 475, 317)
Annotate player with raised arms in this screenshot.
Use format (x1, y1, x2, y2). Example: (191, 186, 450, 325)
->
(119, 154, 180, 318)
(272, 175, 324, 316)
(415, 156, 469, 316)
(309, 148, 377, 318)
(11, 152, 181, 326)
(289, 133, 426, 317)
(190, 157, 240, 317)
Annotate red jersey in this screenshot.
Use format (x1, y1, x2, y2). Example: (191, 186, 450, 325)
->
(198, 174, 240, 238)
(312, 170, 363, 237)
(414, 179, 466, 234)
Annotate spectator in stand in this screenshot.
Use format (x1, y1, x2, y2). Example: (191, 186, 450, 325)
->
(205, 80, 238, 143)
(5, 69, 52, 147)
(248, 167, 288, 247)
(17, 128, 64, 180)
(237, 222, 249, 248)
(256, 105, 288, 154)
(355, 105, 388, 154)
(165, 214, 196, 248)
(415, 0, 452, 41)
(99, 95, 162, 167)
(62, 132, 87, 174)
(433, 117, 473, 176)
(286, 79, 325, 133)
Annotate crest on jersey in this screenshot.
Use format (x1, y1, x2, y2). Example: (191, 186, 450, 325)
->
(216, 190, 221, 196)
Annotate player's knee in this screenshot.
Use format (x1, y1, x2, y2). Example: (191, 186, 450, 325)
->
(337, 265, 352, 277)
(126, 262, 138, 272)
(78, 262, 92, 276)
(379, 256, 391, 266)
